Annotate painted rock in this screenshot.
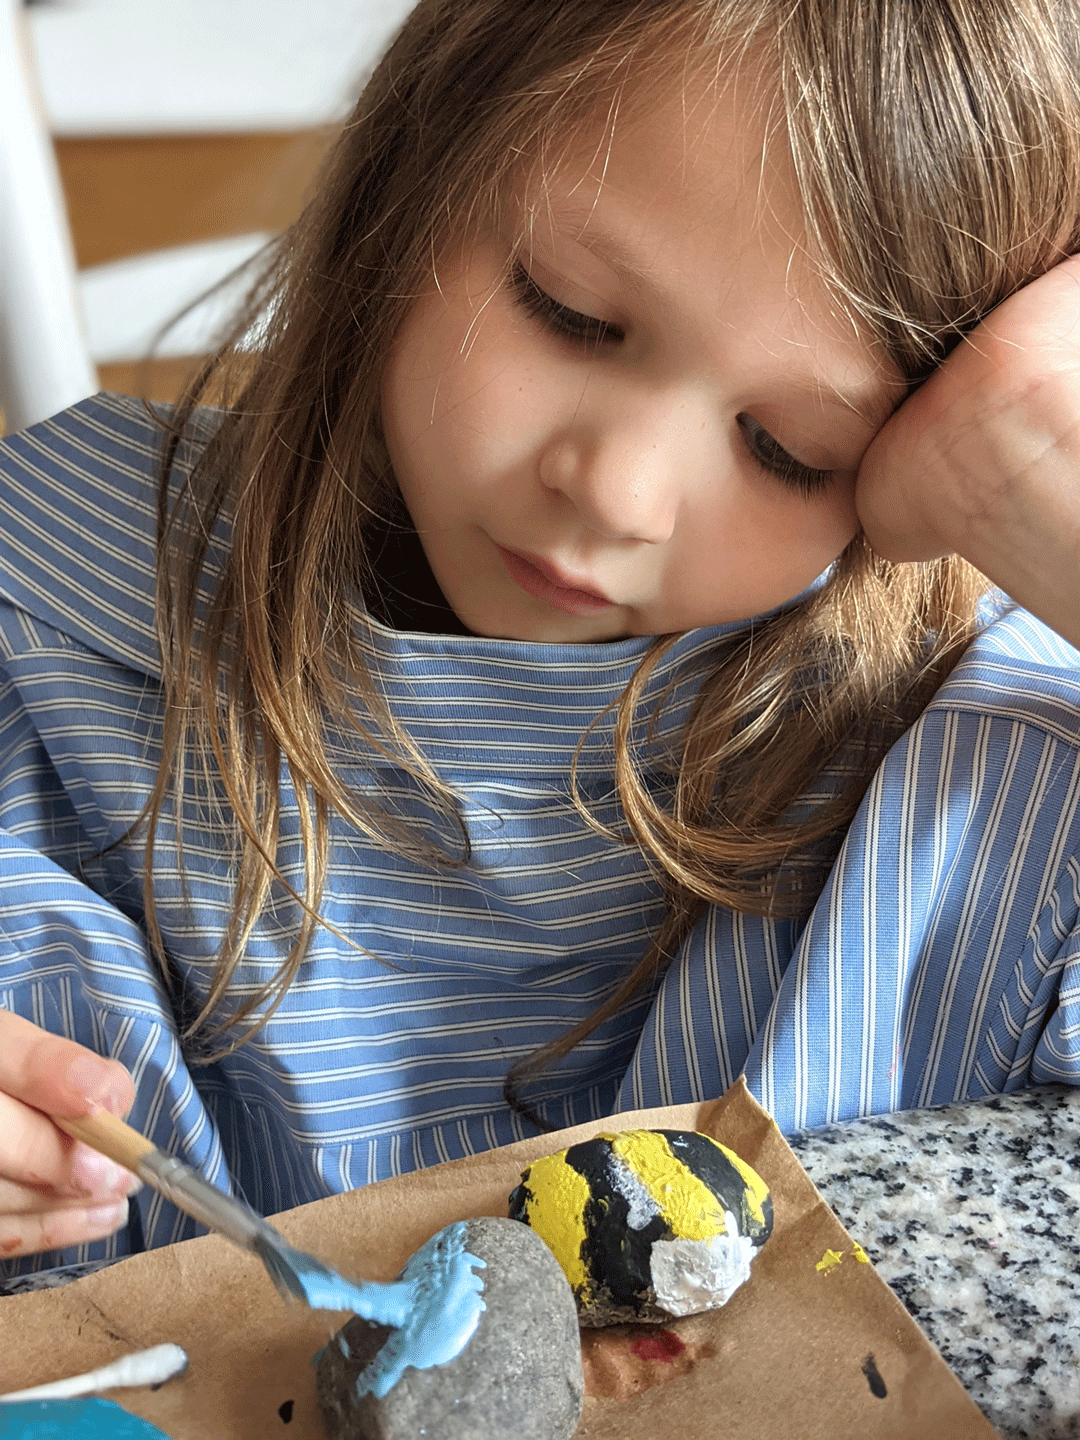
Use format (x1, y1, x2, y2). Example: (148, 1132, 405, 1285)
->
(508, 1128, 772, 1326)
(316, 1215, 583, 1440)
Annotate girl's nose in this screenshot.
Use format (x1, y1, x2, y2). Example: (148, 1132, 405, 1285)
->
(538, 388, 697, 544)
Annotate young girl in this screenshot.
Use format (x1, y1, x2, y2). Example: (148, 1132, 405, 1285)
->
(2, 0, 1080, 1276)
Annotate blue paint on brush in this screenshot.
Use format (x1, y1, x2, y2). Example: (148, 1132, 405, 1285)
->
(253, 1233, 415, 1327)
(0, 1398, 169, 1438)
(354, 1221, 487, 1400)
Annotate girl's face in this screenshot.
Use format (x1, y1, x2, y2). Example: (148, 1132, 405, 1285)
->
(380, 76, 903, 642)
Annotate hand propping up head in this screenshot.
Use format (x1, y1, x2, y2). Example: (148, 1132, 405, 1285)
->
(857, 252, 1080, 651)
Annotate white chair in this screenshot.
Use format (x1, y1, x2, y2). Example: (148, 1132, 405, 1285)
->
(1, 0, 418, 436)
(0, 0, 97, 434)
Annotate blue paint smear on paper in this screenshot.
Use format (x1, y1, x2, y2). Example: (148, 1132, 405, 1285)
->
(0, 1398, 170, 1438)
(354, 1221, 487, 1400)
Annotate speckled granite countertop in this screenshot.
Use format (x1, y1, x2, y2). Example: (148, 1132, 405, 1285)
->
(788, 1085, 1080, 1440)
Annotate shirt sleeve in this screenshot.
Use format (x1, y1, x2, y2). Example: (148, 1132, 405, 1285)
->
(0, 664, 234, 1280)
(614, 697, 1080, 1133)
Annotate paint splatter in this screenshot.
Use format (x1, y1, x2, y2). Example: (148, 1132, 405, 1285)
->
(815, 1248, 843, 1274)
(580, 1325, 707, 1400)
(851, 1243, 870, 1264)
(862, 1354, 887, 1399)
(630, 1328, 687, 1363)
(277, 1400, 294, 1423)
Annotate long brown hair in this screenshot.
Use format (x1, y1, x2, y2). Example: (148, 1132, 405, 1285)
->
(152, 0, 1080, 1088)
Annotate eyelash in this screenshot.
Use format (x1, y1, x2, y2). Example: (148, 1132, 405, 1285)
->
(508, 263, 834, 498)
(736, 414, 834, 498)
(508, 263, 625, 348)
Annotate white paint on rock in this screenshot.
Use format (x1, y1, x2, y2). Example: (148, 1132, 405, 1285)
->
(649, 1213, 755, 1317)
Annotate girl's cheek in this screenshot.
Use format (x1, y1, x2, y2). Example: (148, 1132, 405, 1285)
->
(458, 342, 565, 459)
(690, 486, 860, 620)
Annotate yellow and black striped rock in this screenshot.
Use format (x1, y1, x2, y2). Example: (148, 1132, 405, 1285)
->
(508, 1129, 772, 1326)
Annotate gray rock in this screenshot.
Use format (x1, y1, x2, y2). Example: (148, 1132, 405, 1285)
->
(317, 1216, 583, 1440)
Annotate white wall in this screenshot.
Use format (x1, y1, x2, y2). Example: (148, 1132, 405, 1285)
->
(28, 0, 417, 135)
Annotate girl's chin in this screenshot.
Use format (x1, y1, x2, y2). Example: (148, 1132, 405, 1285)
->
(455, 600, 635, 645)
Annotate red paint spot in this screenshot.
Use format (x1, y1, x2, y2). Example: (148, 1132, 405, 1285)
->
(630, 1329, 686, 1363)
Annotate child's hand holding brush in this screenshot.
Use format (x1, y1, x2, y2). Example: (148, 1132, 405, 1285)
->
(0, 1009, 139, 1259)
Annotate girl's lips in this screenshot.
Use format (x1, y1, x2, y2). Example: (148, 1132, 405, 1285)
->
(497, 546, 615, 617)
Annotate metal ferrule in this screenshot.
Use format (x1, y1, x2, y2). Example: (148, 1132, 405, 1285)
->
(135, 1150, 277, 1253)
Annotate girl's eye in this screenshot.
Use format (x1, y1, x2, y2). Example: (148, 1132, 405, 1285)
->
(736, 413, 834, 497)
(509, 263, 625, 349)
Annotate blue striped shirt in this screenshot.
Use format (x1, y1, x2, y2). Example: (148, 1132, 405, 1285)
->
(2, 393, 1079, 1276)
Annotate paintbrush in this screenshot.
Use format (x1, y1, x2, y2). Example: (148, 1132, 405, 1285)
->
(53, 1109, 414, 1326)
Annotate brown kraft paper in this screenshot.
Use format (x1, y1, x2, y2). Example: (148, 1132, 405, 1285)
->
(0, 1078, 999, 1439)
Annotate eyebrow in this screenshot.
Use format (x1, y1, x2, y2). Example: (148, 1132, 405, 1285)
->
(543, 199, 661, 299)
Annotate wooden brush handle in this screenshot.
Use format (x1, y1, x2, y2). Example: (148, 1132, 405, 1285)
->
(54, 1108, 274, 1256)
(53, 1108, 157, 1175)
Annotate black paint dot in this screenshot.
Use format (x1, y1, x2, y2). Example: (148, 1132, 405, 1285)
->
(278, 1399, 294, 1423)
(862, 1354, 887, 1399)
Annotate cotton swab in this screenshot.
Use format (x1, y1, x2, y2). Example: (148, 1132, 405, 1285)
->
(0, 1343, 189, 1402)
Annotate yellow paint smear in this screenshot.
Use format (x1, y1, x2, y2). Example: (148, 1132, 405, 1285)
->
(713, 1140, 769, 1228)
(609, 1131, 726, 1242)
(520, 1153, 592, 1301)
(851, 1243, 870, 1264)
(815, 1248, 843, 1275)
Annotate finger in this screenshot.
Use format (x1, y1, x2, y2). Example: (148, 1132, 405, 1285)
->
(0, 1090, 138, 1201)
(855, 378, 955, 563)
(0, 1172, 133, 1214)
(0, 1198, 130, 1261)
(0, 1162, 138, 1217)
(0, 1010, 133, 1119)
